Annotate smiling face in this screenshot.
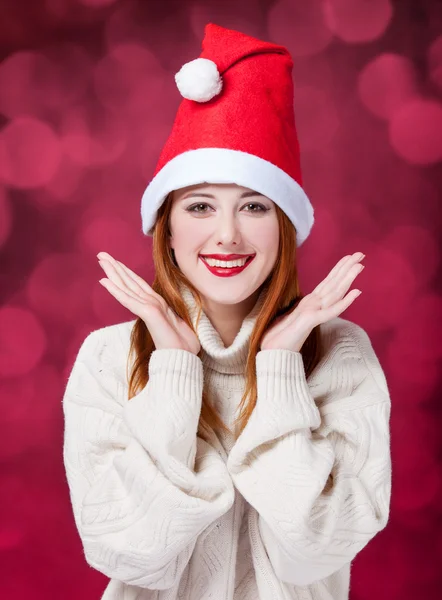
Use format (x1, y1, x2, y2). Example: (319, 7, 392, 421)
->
(168, 182, 280, 311)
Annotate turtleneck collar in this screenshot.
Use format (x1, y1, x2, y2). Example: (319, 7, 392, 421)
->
(178, 281, 267, 375)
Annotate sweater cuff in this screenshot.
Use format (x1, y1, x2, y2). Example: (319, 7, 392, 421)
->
(255, 349, 321, 430)
(148, 348, 203, 400)
(123, 349, 204, 473)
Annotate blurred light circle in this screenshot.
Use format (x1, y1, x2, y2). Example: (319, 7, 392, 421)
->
(1, 364, 60, 423)
(355, 246, 416, 329)
(324, 0, 393, 43)
(0, 365, 62, 460)
(0, 307, 47, 377)
(26, 253, 97, 321)
(63, 322, 100, 382)
(395, 293, 442, 360)
(93, 43, 164, 118)
(78, 215, 149, 270)
(61, 108, 127, 167)
(0, 51, 53, 119)
(38, 43, 91, 109)
(104, 0, 150, 49)
(385, 292, 442, 402)
(294, 86, 340, 151)
(358, 53, 418, 120)
(298, 207, 341, 289)
(44, 154, 85, 202)
(375, 164, 440, 224)
(383, 225, 440, 288)
(269, 0, 333, 57)
(389, 99, 442, 165)
(0, 46, 90, 119)
(0, 117, 62, 188)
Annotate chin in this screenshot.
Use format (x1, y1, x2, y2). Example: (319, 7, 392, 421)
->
(200, 285, 260, 305)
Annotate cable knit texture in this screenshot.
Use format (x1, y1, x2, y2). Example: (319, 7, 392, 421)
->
(62, 283, 392, 599)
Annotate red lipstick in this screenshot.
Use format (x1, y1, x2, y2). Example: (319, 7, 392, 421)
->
(199, 255, 255, 278)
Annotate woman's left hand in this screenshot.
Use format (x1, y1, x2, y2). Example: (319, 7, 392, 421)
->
(260, 252, 365, 353)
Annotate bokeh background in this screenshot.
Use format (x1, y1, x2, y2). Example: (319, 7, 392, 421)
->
(1, 0, 442, 598)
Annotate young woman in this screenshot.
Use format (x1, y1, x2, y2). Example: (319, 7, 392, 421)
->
(62, 23, 391, 600)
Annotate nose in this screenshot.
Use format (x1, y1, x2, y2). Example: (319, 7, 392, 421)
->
(216, 212, 242, 247)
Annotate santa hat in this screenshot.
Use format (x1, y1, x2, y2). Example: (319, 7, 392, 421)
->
(140, 23, 314, 246)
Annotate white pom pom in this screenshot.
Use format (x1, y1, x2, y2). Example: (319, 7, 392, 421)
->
(175, 58, 223, 103)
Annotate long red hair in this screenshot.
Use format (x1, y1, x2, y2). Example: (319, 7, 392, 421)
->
(127, 192, 322, 442)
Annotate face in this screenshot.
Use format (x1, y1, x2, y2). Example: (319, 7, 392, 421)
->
(169, 183, 280, 309)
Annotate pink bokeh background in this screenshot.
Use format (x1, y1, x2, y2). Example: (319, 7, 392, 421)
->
(1, 0, 442, 598)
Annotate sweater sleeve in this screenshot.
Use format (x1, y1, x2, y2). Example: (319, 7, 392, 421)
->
(62, 327, 235, 590)
(226, 321, 392, 587)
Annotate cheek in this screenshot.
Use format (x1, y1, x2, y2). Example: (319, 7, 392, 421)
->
(170, 220, 207, 251)
(246, 219, 279, 252)
(170, 211, 201, 244)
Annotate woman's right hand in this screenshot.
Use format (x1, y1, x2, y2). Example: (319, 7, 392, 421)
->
(97, 252, 201, 355)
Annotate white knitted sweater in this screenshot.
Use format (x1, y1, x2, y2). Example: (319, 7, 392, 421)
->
(62, 284, 392, 600)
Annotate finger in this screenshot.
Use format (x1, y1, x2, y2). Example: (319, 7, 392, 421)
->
(321, 263, 364, 307)
(313, 255, 353, 295)
(114, 259, 162, 301)
(102, 256, 149, 299)
(98, 261, 140, 301)
(99, 278, 147, 314)
(98, 252, 157, 298)
(319, 289, 362, 322)
(321, 252, 363, 291)
(316, 253, 364, 297)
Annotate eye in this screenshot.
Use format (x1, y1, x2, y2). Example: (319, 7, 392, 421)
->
(186, 202, 268, 213)
(186, 203, 210, 213)
(243, 203, 267, 212)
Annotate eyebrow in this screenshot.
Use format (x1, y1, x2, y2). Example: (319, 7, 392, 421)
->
(182, 190, 265, 200)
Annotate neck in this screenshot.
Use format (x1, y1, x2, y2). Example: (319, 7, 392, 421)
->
(201, 289, 262, 347)
(178, 281, 267, 375)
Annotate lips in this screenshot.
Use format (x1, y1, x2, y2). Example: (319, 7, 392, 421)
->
(199, 254, 255, 260)
(199, 254, 255, 277)
(200, 255, 253, 266)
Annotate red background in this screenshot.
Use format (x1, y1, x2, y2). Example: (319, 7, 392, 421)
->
(1, 0, 442, 598)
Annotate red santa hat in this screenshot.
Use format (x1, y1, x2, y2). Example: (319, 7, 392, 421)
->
(140, 23, 314, 246)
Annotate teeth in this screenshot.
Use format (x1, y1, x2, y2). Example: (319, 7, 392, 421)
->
(203, 256, 250, 268)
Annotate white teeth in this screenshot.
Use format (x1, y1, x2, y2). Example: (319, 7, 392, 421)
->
(202, 256, 250, 268)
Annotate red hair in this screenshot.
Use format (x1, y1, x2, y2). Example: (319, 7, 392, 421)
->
(127, 192, 322, 442)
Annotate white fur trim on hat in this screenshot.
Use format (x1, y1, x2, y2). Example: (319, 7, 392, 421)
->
(175, 58, 223, 102)
(140, 148, 314, 246)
